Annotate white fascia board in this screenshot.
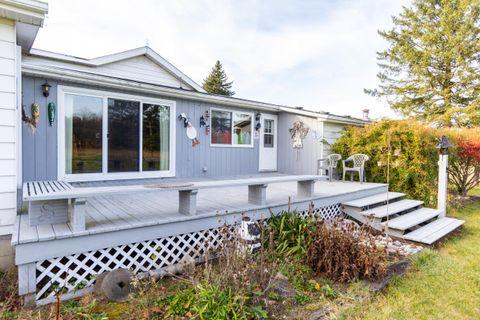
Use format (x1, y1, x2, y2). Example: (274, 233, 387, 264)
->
(0, 0, 47, 26)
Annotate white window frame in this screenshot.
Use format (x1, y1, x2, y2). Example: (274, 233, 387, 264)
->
(209, 107, 254, 148)
(58, 85, 176, 182)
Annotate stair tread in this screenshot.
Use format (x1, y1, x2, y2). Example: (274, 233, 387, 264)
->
(382, 207, 440, 230)
(362, 199, 424, 218)
(342, 192, 405, 208)
(403, 217, 464, 244)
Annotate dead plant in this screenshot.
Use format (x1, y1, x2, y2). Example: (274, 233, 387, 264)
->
(305, 218, 387, 282)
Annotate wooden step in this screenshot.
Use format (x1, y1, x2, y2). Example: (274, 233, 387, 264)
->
(382, 207, 440, 230)
(403, 217, 464, 245)
(362, 199, 424, 219)
(341, 192, 405, 208)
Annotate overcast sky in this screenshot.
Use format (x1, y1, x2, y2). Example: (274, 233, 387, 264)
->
(33, 0, 408, 119)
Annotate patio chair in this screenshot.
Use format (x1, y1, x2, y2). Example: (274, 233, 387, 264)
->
(342, 154, 369, 183)
(317, 154, 342, 181)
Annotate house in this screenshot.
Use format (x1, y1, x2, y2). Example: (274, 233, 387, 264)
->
(1, 0, 392, 305)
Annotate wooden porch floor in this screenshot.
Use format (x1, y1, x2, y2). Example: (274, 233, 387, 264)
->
(13, 174, 385, 245)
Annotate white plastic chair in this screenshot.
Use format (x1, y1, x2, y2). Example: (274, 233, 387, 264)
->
(317, 154, 342, 181)
(342, 154, 369, 183)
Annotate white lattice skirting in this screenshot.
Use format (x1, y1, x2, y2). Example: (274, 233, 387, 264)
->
(34, 204, 341, 303)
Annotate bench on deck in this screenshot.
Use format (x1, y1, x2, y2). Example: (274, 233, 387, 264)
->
(23, 175, 323, 232)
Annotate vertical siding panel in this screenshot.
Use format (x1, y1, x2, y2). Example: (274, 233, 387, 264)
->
(22, 77, 35, 182)
(46, 80, 57, 179)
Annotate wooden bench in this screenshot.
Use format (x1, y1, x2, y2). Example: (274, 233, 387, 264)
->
(23, 175, 323, 232)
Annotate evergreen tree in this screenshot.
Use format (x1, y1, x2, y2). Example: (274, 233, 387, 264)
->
(366, 0, 480, 127)
(202, 60, 235, 96)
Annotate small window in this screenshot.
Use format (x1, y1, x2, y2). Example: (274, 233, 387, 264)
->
(264, 119, 274, 148)
(210, 109, 253, 147)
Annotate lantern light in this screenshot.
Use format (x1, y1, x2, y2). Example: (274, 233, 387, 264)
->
(41, 81, 51, 97)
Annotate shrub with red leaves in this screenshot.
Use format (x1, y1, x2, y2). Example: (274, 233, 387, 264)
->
(450, 138, 480, 196)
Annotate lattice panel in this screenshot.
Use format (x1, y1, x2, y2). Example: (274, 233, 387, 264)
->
(34, 204, 341, 302)
(35, 226, 234, 301)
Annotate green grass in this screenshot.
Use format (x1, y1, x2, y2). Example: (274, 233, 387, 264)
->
(337, 189, 480, 320)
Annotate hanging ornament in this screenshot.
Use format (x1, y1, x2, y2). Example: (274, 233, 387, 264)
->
(289, 121, 309, 161)
(179, 113, 200, 147)
(32, 103, 40, 126)
(48, 102, 56, 126)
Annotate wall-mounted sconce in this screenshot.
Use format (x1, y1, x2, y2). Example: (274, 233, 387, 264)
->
(41, 81, 51, 97)
(255, 112, 261, 121)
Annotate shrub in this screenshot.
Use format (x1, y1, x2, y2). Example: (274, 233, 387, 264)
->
(305, 219, 387, 282)
(449, 131, 480, 196)
(331, 120, 480, 206)
(267, 207, 315, 256)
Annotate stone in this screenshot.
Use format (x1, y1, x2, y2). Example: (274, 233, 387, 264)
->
(98, 269, 133, 302)
(308, 307, 331, 320)
(270, 272, 296, 299)
(367, 260, 410, 291)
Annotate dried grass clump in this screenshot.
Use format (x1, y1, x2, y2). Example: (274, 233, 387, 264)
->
(305, 219, 387, 282)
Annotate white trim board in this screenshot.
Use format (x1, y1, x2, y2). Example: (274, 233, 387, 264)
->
(57, 85, 176, 182)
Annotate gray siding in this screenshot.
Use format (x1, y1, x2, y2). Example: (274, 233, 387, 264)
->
(323, 122, 347, 156)
(277, 113, 323, 175)
(21, 76, 263, 183)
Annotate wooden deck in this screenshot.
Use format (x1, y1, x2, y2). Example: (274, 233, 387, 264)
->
(13, 174, 386, 246)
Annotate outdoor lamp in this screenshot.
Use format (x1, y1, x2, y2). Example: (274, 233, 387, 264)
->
(255, 112, 261, 121)
(41, 81, 51, 97)
(436, 135, 452, 155)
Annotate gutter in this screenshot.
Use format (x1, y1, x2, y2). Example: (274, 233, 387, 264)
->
(22, 63, 368, 126)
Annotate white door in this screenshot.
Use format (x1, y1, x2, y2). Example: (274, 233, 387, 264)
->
(259, 114, 278, 171)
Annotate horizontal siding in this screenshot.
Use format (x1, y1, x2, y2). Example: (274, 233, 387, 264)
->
(0, 57, 15, 76)
(0, 74, 15, 92)
(22, 54, 191, 90)
(98, 56, 183, 88)
(0, 41, 15, 59)
(0, 108, 15, 126)
(0, 142, 15, 159)
(0, 159, 15, 176)
(0, 176, 16, 192)
(0, 18, 17, 236)
(0, 91, 15, 108)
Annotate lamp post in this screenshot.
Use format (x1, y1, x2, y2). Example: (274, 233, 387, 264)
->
(436, 135, 452, 217)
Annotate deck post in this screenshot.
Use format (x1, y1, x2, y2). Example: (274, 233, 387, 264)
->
(297, 180, 315, 197)
(179, 189, 198, 215)
(248, 184, 268, 205)
(18, 262, 36, 306)
(69, 198, 86, 232)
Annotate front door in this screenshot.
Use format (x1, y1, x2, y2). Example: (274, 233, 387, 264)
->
(259, 114, 278, 171)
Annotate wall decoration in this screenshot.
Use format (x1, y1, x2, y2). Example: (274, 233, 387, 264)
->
(200, 110, 210, 135)
(48, 102, 56, 126)
(289, 121, 309, 160)
(22, 103, 40, 132)
(179, 113, 200, 147)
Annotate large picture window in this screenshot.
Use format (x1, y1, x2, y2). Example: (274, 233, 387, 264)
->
(210, 108, 253, 147)
(59, 87, 175, 181)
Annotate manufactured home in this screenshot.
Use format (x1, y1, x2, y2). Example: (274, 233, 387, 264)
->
(0, 0, 400, 305)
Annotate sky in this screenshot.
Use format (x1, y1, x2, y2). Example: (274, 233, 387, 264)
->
(33, 0, 408, 119)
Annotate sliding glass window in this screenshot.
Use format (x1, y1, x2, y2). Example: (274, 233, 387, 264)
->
(60, 87, 175, 180)
(64, 94, 103, 174)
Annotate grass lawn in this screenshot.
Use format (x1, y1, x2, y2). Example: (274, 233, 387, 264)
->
(337, 189, 480, 320)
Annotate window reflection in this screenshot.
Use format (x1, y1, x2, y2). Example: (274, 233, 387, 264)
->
(143, 104, 170, 171)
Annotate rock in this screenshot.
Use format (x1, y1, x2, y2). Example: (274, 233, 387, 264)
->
(367, 260, 410, 291)
(308, 307, 331, 320)
(393, 240, 402, 246)
(97, 269, 133, 302)
(269, 272, 296, 299)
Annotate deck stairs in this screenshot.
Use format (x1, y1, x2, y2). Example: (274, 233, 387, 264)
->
(341, 192, 464, 245)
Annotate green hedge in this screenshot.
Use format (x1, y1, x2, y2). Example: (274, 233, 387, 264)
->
(331, 120, 441, 206)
